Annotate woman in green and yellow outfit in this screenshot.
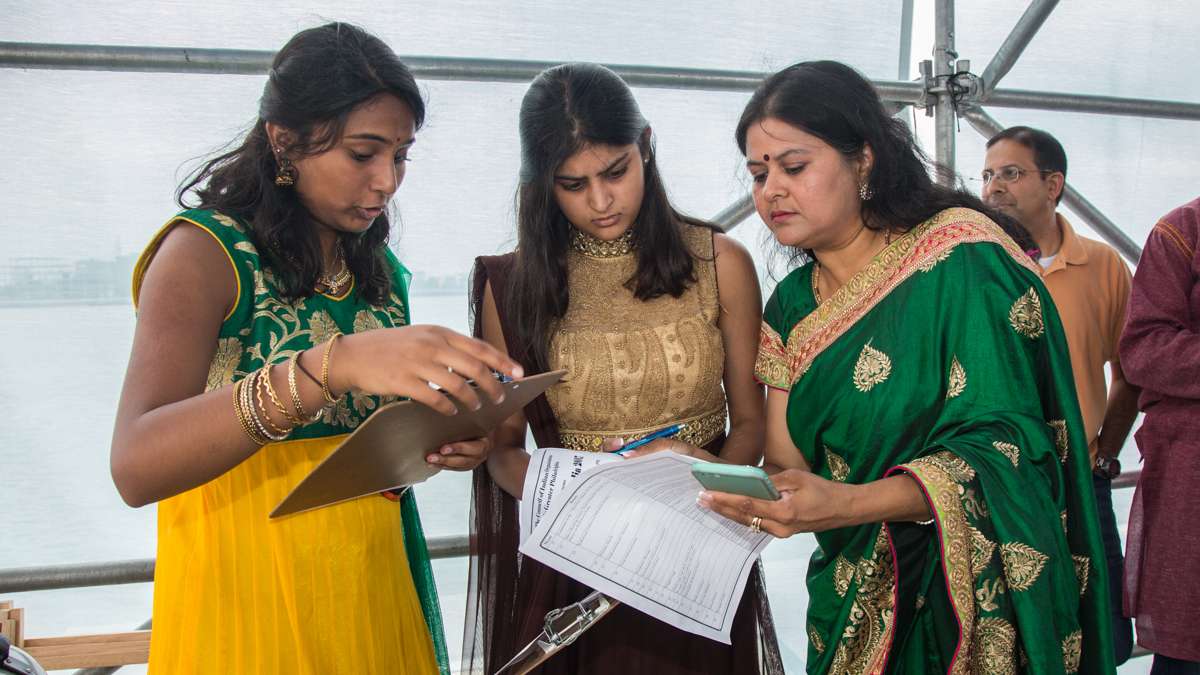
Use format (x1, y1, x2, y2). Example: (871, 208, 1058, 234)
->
(110, 24, 520, 675)
(697, 62, 1116, 673)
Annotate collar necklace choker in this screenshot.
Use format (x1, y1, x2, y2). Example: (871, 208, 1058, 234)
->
(570, 227, 636, 258)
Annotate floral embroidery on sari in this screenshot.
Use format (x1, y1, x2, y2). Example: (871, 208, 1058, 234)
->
(947, 355, 967, 398)
(1008, 287, 1045, 339)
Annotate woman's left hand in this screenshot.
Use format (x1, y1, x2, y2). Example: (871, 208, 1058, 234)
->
(697, 468, 856, 537)
(426, 436, 493, 471)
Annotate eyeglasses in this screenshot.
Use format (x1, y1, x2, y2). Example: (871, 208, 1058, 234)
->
(975, 166, 1056, 187)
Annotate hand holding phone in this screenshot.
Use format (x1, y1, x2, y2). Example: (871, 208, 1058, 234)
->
(690, 462, 781, 500)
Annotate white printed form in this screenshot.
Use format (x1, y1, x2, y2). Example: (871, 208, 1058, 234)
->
(520, 447, 621, 542)
(518, 452, 771, 644)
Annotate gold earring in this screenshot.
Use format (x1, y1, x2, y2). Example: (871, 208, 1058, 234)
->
(275, 156, 297, 187)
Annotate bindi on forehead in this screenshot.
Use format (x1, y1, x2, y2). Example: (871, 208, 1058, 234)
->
(763, 154, 770, 161)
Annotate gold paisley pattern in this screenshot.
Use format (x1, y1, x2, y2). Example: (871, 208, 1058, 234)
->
(1073, 555, 1091, 596)
(353, 309, 383, 334)
(205, 337, 244, 391)
(307, 310, 341, 346)
(558, 408, 726, 453)
(917, 248, 952, 272)
(826, 447, 851, 482)
(550, 225, 727, 446)
(947, 355, 967, 399)
(827, 529, 896, 675)
(970, 526, 997, 576)
(754, 322, 791, 389)
(135, 209, 408, 437)
(1000, 541, 1049, 591)
(901, 453, 975, 675)
(852, 341, 892, 392)
(923, 451, 977, 482)
(972, 617, 1018, 674)
(1062, 630, 1083, 673)
(992, 440, 1021, 467)
(1049, 419, 1069, 463)
(808, 623, 826, 654)
(833, 555, 856, 597)
(1008, 287, 1046, 339)
(975, 577, 1006, 613)
(759, 208, 1041, 389)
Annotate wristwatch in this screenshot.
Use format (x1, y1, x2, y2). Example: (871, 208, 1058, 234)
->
(1094, 455, 1121, 480)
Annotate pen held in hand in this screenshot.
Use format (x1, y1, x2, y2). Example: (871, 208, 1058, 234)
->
(612, 424, 687, 456)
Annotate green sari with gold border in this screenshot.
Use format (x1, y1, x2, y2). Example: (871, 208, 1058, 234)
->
(755, 208, 1113, 674)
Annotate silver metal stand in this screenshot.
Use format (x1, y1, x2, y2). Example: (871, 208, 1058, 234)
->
(493, 592, 620, 675)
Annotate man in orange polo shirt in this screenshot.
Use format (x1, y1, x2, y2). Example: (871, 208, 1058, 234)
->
(982, 126, 1139, 665)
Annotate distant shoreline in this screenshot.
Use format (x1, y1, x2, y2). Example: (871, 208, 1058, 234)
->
(0, 288, 467, 309)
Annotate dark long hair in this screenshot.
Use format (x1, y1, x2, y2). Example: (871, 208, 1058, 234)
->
(507, 63, 710, 372)
(735, 61, 1034, 263)
(178, 22, 426, 305)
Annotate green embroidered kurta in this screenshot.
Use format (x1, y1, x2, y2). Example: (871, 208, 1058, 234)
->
(134, 208, 450, 674)
(755, 208, 1114, 674)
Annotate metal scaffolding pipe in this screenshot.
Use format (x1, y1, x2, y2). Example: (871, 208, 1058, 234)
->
(979, 0, 1060, 99)
(711, 195, 756, 232)
(933, 0, 957, 183)
(0, 41, 927, 101)
(0, 535, 470, 593)
(960, 106, 1143, 263)
(984, 87, 1200, 121)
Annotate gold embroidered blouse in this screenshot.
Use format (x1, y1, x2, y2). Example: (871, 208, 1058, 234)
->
(548, 224, 727, 451)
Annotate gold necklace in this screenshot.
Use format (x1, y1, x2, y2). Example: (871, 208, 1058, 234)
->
(812, 229, 893, 305)
(317, 241, 351, 292)
(570, 227, 635, 258)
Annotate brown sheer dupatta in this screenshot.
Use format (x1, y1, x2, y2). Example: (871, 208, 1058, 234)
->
(462, 253, 564, 674)
(462, 253, 783, 675)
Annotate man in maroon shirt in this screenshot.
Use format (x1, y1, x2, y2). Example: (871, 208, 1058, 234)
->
(1120, 196, 1200, 674)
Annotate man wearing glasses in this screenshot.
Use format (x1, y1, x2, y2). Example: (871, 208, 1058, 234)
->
(981, 126, 1138, 665)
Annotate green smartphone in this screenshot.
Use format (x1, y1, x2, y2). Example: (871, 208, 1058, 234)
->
(690, 462, 781, 500)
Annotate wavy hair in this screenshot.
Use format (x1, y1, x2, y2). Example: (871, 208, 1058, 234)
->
(506, 63, 713, 372)
(178, 22, 426, 304)
(735, 60, 1035, 264)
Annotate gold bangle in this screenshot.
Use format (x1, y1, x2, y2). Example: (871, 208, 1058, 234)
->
(263, 361, 304, 426)
(287, 351, 323, 423)
(255, 364, 295, 435)
(246, 370, 288, 443)
(233, 376, 267, 445)
(319, 332, 343, 405)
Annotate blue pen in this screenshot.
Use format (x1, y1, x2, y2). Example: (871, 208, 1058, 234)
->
(612, 424, 687, 456)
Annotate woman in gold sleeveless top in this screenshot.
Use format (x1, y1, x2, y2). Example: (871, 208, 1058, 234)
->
(463, 63, 782, 674)
(109, 23, 520, 674)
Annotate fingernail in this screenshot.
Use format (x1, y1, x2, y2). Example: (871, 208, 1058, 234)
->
(441, 446, 454, 455)
(697, 492, 713, 506)
(426, 455, 440, 464)
(496, 393, 506, 404)
(473, 401, 482, 411)
(513, 366, 525, 378)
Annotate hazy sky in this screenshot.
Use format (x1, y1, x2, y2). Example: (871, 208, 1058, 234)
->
(3, 0, 1198, 283)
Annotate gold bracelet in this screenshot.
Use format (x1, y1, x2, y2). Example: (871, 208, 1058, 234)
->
(319, 332, 343, 404)
(245, 370, 288, 443)
(233, 376, 267, 445)
(256, 364, 296, 434)
(262, 361, 304, 426)
(287, 351, 323, 423)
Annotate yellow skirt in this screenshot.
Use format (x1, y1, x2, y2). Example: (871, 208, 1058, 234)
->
(148, 435, 438, 674)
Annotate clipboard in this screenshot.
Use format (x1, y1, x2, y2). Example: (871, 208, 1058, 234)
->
(270, 369, 565, 518)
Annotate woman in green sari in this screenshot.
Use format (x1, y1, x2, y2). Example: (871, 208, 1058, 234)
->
(688, 61, 1114, 673)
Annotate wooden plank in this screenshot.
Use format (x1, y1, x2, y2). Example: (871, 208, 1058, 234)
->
(24, 630, 150, 647)
(24, 631, 150, 669)
(9, 607, 22, 647)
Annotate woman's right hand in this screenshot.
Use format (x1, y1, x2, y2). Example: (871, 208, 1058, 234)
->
(330, 324, 523, 415)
